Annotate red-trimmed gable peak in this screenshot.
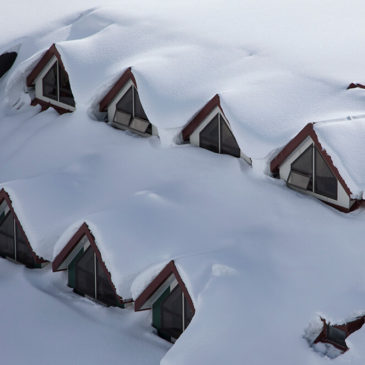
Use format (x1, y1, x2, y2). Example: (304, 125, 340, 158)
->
(134, 260, 195, 314)
(182, 94, 223, 141)
(99, 67, 137, 112)
(26, 44, 66, 87)
(347, 83, 365, 90)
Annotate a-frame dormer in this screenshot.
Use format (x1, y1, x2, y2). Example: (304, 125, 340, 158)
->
(26, 44, 75, 114)
(99, 67, 158, 137)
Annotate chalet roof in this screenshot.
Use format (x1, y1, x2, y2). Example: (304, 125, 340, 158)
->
(270, 116, 365, 199)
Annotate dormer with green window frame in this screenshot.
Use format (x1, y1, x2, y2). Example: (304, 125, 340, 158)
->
(52, 223, 124, 308)
(134, 260, 195, 343)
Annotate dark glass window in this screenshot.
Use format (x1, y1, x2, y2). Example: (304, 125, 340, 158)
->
(200, 115, 219, 153)
(42, 60, 75, 107)
(75, 246, 95, 298)
(116, 86, 133, 114)
(327, 325, 347, 348)
(0, 210, 15, 259)
(0, 52, 17, 79)
(161, 285, 183, 339)
(96, 258, 117, 306)
(16, 223, 35, 267)
(220, 119, 240, 157)
(134, 88, 148, 120)
(315, 149, 337, 200)
(42, 62, 58, 101)
(58, 63, 75, 107)
(289, 146, 313, 191)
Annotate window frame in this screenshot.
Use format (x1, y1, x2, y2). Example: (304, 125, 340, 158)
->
(287, 144, 338, 201)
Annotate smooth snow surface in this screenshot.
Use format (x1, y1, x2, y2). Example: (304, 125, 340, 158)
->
(1, 1, 365, 364)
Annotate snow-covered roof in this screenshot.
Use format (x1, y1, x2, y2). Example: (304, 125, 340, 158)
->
(2, 1, 365, 364)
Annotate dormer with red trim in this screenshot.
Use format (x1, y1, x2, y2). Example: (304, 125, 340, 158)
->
(181, 95, 251, 164)
(99, 67, 158, 137)
(26, 44, 75, 114)
(52, 222, 124, 307)
(134, 260, 195, 343)
(0, 189, 47, 268)
(270, 118, 365, 212)
(311, 316, 365, 358)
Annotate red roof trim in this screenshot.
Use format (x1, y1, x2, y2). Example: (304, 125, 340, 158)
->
(52, 222, 123, 304)
(99, 67, 137, 112)
(134, 260, 195, 314)
(26, 44, 68, 87)
(0, 188, 46, 265)
(182, 94, 223, 141)
(347, 83, 365, 90)
(314, 316, 365, 352)
(270, 123, 352, 197)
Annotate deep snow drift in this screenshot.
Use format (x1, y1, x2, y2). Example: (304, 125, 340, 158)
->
(1, 1, 365, 365)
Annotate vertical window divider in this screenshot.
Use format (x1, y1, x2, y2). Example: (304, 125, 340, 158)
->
(132, 86, 135, 119)
(13, 217, 17, 261)
(312, 144, 315, 193)
(94, 252, 97, 299)
(182, 292, 185, 331)
(218, 114, 222, 153)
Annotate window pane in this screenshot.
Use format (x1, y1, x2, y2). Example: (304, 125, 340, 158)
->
(327, 325, 347, 348)
(96, 258, 117, 306)
(134, 88, 148, 120)
(287, 171, 311, 190)
(291, 146, 313, 176)
(129, 117, 151, 134)
(200, 115, 219, 154)
(113, 110, 131, 128)
(0, 210, 14, 259)
(16, 223, 35, 267)
(184, 295, 194, 329)
(75, 246, 95, 298)
(42, 62, 58, 101)
(58, 63, 75, 107)
(161, 285, 183, 339)
(116, 87, 133, 115)
(220, 118, 240, 157)
(315, 149, 337, 200)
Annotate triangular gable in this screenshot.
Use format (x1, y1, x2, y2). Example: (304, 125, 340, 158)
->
(99, 67, 137, 112)
(26, 44, 67, 87)
(347, 83, 365, 90)
(181, 94, 224, 141)
(270, 123, 352, 197)
(0, 188, 46, 267)
(134, 260, 195, 314)
(52, 222, 123, 304)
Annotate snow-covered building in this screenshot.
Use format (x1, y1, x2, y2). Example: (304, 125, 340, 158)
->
(0, 51, 17, 79)
(270, 118, 365, 211)
(181, 94, 251, 164)
(52, 223, 123, 307)
(0, 189, 46, 268)
(135, 260, 195, 343)
(99, 67, 158, 137)
(26, 44, 75, 114)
